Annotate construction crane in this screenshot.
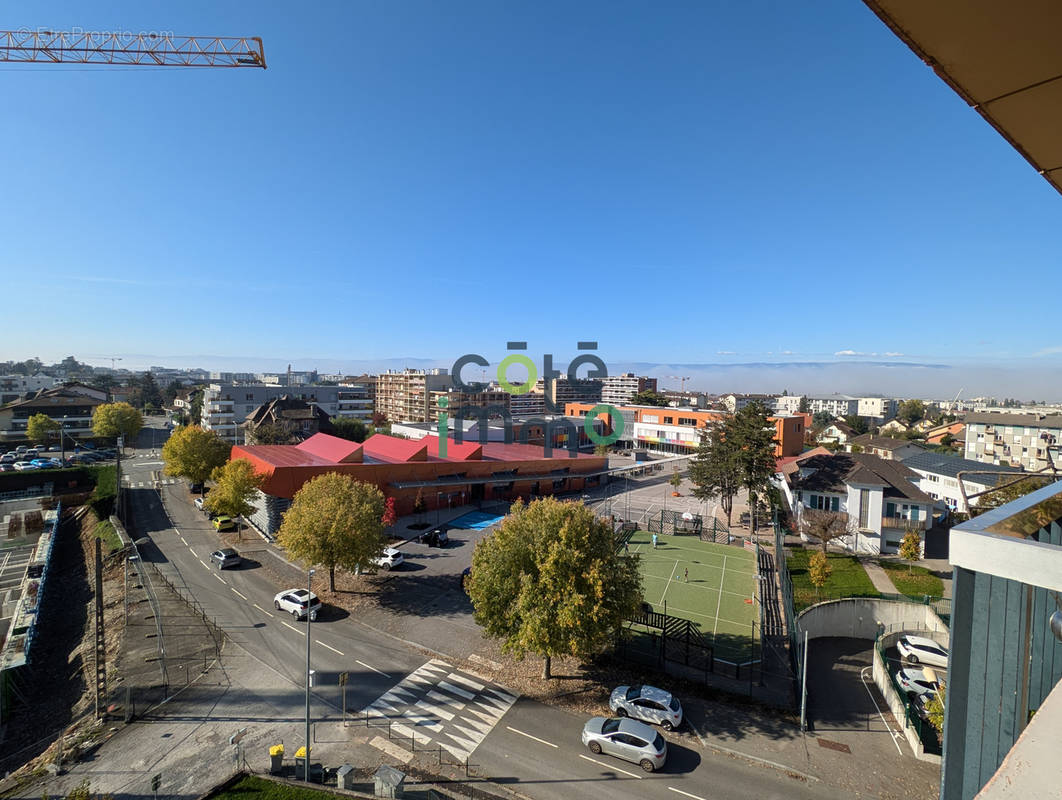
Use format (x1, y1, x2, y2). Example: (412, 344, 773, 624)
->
(109, 357, 122, 371)
(666, 376, 692, 392)
(0, 29, 265, 68)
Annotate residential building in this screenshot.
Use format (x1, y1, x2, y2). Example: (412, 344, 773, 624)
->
(847, 434, 926, 462)
(243, 396, 334, 444)
(774, 395, 805, 415)
(233, 432, 607, 537)
(201, 383, 346, 442)
(336, 377, 375, 422)
(0, 375, 59, 405)
(600, 373, 657, 406)
(429, 385, 512, 424)
(723, 393, 775, 413)
(0, 387, 104, 445)
(534, 377, 601, 413)
(925, 421, 965, 446)
(257, 370, 318, 386)
(805, 394, 860, 417)
(963, 412, 1062, 471)
(209, 371, 257, 383)
(901, 451, 1022, 514)
(879, 419, 909, 435)
(661, 391, 709, 409)
(777, 452, 934, 554)
(392, 414, 607, 454)
(508, 390, 545, 416)
(856, 396, 897, 422)
(817, 420, 854, 447)
(375, 369, 453, 424)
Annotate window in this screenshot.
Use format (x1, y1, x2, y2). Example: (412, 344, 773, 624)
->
(245, 393, 254, 401)
(679, 417, 696, 426)
(663, 416, 673, 424)
(858, 488, 870, 528)
(643, 414, 659, 423)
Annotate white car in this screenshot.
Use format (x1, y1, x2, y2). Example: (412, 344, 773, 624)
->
(897, 635, 949, 668)
(373, 546, 405, 570)
(609, 684, 683, 730)
(273, 589, 321, 620)
(896, 667, 941, 697)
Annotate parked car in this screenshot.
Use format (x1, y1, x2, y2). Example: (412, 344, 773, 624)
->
(609, 685, 683, 730)
(13, 462, 39, 471)
(0, 453, 14, 464)
(213, 515, 237, 532)
(420, 528, 449, 547)
(897, 635, 949, 668)
(194, 497, 206, 512)
(210, 548, 241, 569)
(0, 464, 13, 472)
(24, 448, 39, 459)
(373, 546, 405, 570)
(273, 589, 321, 620)
(581, 717, 667, 773)
(896, 667, 941, 698)
(190, 482, 205, 494)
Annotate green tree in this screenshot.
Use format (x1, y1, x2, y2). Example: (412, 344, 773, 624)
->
(163, 379, 183, 405)
(250, 421, 295, 445)
(731, 402, 779, 535)
(205, 458, 264, 537)
(842, 415, 869, 435)
(137, 371, 163, 411)
(898, 529, 922, 573)
(925, 681, 946, 737)
(630, 390, 670, 407)
(897, 399, 926, 426)
(669, 469, 683, 491)
(593, 442, 609, 457)
(812, 411, 833, 427)
(808, 551, 832, 597)
(188, 387, 204, 425)
(688, 424, 741, 527)
(91, 402, 143, 445)
(802, 509, 851, 553)
(90, 373, 116, 392)
(797, 396, 810, 414)
(26, 413, 60, 446)
(973, 475, 1052, 516)
(331, 416, 369, 443)
(468, 497, 641, 679)
(276, 473, 386, 591)
(161, 425, 230, 490)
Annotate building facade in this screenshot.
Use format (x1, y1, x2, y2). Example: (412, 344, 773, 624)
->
(202, 384, 349, 442)
(375, 369, 453, 424)
(963, 412, 1062, 471)
(805, 394, 860, 418)
(600, 374, 657, 406)
(901, 451, 1021, 514)
(857, 396, 898, 422)
(429, 386, 512, 424)
(0, 375, 59, 405)
(0, 388, 104, 445)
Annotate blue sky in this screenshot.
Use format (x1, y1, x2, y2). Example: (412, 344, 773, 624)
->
(3, 2, 1061, 394)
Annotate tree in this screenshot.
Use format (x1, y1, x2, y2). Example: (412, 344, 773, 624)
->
(802, 509, 851, 553)
(898, 530, 922, 573)
(925, 681, 946, 737)
(808, 551, 832, 597)
(90, 373, 116, 392)
(163, 380, 183, 405)
(204, 458, 264, 537)
(250, 421, 295, 445)
(276, 473, 386, 591)
(468, 497, 642, 679)
(730, 402, 779, 535)
(630, 390, 670, 407)
(161, 425, 230, 489)
(92, 402, 143, 445)
(842, 415, 869, 435)
(812, 411, 833, 427)
(331, 416, 369, 443)
(188, 387, 204, 425)
(897, 399, 926, 426)
(381, 497, 397, 528)
(669, 470, 683, 491)
(26, 413, 60, 446)
(593, 443, 609, 457)
(797, 396, 810, 414)
(689, 424, 741, 527)
(137, 371, 163, 411)
(972, 475, 1052, 516)
(372, 411, 388, 428)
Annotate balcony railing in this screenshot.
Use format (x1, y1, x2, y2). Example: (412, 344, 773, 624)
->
(881, 516, 927, 531)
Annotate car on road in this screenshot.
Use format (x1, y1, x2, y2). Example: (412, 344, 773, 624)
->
(609, 684, 683, 730)
(419, 528, 449, 547)
(581, 717, 667, 773)
(274, 589, 320, 620)
(24, 449, 39, 459)
(213, 515, 237, 532)
(896, 667, 940, 698)
(373, 546, 405, 570)
(897, 635, 949, 668)
(210, 548, 241, 569)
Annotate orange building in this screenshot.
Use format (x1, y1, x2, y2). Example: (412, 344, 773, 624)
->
(565, 402, 803, 458)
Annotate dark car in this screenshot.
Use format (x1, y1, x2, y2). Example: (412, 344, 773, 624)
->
(420, 528, 450, 547)
(210, 548, 241, 569)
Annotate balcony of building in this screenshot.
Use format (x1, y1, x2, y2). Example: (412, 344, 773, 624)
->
(881, 515, 927, 531)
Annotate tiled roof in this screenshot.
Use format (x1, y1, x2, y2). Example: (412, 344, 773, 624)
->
(901, 451, 1022, 483)
(849, 434, 920, 451)
(791, 453, 933, 503)
(964, 412, 1062, 428)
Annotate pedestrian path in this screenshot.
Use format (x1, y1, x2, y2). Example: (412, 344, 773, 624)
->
(858, 557, 901, 594)
(358, 659, 518, 761)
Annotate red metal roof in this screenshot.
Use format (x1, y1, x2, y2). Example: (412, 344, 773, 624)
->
(480, 441, 593, 461)
(423, 437, 482, 461)
(361, 434, 428, 463)
(296, 433, 363, 463)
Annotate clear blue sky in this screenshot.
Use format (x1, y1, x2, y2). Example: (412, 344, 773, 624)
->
(3, 1, 1061, 385)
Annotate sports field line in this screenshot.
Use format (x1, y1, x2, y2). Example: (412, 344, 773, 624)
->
(638, 556, 756, 580)
(639, 573, 756, 602)
(663, 559, 679, 598)
(628, 606, 757, 636)
(714, 554, 728, 637)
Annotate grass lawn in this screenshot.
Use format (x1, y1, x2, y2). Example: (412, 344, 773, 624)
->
(209, 775, 345, 800)
(786, 548, 880, 611)
(879, 560, 945, 598)
(94, 519, 123, 552)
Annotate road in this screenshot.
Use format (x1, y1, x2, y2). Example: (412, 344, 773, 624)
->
(119, 418, 835, 800)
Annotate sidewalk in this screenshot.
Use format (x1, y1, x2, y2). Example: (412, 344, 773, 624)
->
(859, 557, 903, 594)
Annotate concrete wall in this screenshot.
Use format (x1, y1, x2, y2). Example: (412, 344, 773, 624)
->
(872, 631, 941, 763)
(797, 598, 949, 641)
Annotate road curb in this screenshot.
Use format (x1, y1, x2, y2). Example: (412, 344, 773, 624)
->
(687, 719, 820, 783)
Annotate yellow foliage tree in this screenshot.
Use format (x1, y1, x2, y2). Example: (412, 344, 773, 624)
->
(161, 425, 230, 490)
(205, 458, 264, 536)
(91, 402, 143, 445)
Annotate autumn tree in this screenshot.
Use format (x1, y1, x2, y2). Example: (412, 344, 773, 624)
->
(26, 413, 60, 446)
(468, 497, 642, 679)
(161, 425, 230, 491)
(689, 424, 740, 527)
(204, 458, 264, 537)
(802, 509, 851, 553)
(276, 473, 387, 591)
(669, 469, 683, 491)
(925, 681, 946, 737)
(91, 402, 143, 445)
(808, 551, 832, 597)
(898, 529, 923, 573)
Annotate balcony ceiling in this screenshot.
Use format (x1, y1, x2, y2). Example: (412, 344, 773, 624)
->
(864, 0, 1062, 196)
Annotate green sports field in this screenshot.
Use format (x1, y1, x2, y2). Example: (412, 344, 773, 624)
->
(626, 529, 759, 662)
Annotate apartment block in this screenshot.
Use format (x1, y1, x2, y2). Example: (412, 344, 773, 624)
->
(429, 386, 512, 423)
(0, 387, 103, 445)
(534, 377, 602, 412)
(805, 394, 860, 417)
(963, 411, 1062, 471)
(722, 393, 775, 413)
(375, 369, 452, 424)
(202, 383, 349, 441)
(774, 395, 805, 415)
(600, 373, 657, 406)
(856, 396, 897, 421)
(0, 375, 59, 405)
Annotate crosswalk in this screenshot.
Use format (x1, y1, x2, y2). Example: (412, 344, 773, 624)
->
(122, 477, 177, 487)
(360, 659, 518, 761)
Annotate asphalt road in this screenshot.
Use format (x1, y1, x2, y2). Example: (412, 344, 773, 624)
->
(120, 419, 838, 800)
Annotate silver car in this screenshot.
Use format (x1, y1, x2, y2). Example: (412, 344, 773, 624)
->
(609, 684, 683, 730)
(581, 717, 667, 773)
(273, 589, 321, 620)
(210, 548, 241, 570)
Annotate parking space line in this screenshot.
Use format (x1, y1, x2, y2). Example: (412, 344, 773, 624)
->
(231, 588, 247, 600)
(253, 603, 268, 613)
(213, 574, 225, 584)
(315, 640, 344, 655)
(505, 726, 557, 747)
(668, 788, 707, 800)
(198, 559, 209, 568)
(281, 621, 305, 635)
(578, 753, 642, 779)
(356, 659, 388, 676)
(179, 536, 188, 546)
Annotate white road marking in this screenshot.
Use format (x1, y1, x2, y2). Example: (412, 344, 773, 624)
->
(415, 698, 455, 721)
(281, 621, 305, 635)
(505, 726, 557, 747)
(860, 667, 904, 754)
(356, 659, 388, 676)
(438, 680, 476, 700)
(578, 753, 642, 779)
(231, 588, 247, 600)
(213, 574, 225, 583)
(253, 603, 267, 613)
(668, 788, 708, 800)
(179, 536, 187, 545)
(446, 672, 484, 692)
(198, 559, 209, 568)
(316, 640, 344, 656)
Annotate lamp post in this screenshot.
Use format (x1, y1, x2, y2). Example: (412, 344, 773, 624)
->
(305, 567, 315, 782)
(60, 416, 67, 462)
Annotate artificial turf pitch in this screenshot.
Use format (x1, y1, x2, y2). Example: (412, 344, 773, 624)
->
(626, 529, 758, 662)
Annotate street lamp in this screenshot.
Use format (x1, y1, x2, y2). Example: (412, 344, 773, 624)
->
(305, 566, 315, 782)
(60, 416, 67, 462)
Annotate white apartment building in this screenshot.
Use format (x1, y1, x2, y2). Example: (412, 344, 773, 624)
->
(201, 384, 349, 441)
(774, 395, 805, 415)
(902, 451, 1022, 513)
(0, 374, 59, 405)
(722, 394, 775, 413)
(805, 394, 860, 417)
(600, 374, 657, 406)
(856, 396, 897, 421)
(963, 412, 1062, 471)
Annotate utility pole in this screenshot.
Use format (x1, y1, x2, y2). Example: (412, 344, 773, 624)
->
(305, 567, 315, 781)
